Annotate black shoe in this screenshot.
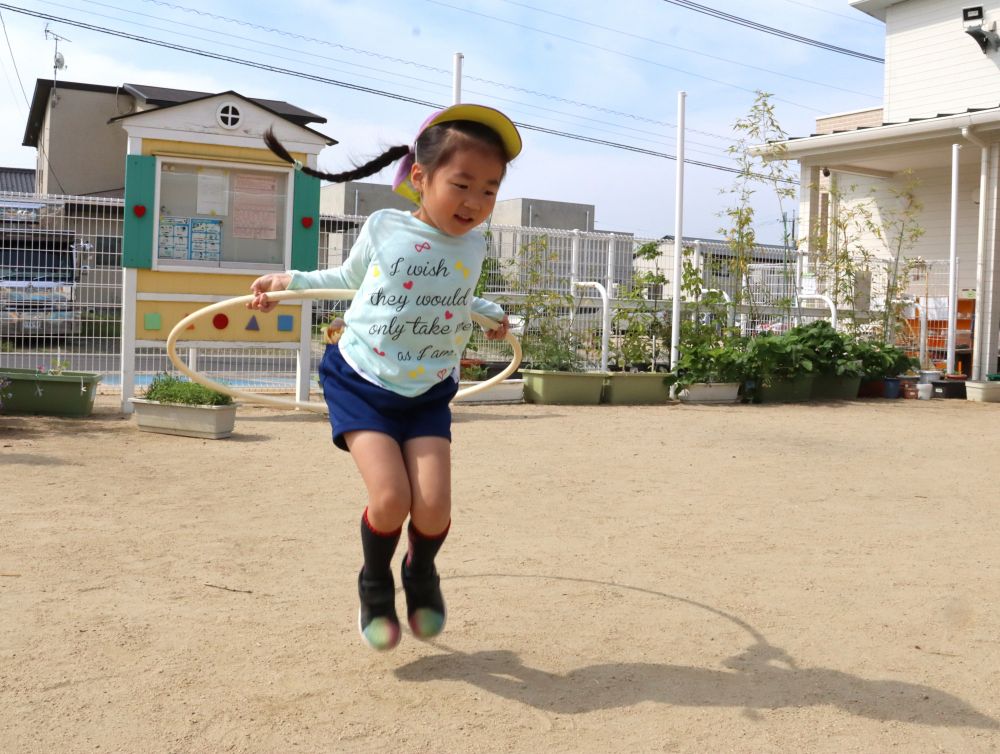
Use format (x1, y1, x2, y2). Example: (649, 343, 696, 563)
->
(357, 568, 401, 651)
(401, 558, 446, 639)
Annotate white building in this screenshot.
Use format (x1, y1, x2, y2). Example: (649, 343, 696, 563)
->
(773, 0, 1000, 378)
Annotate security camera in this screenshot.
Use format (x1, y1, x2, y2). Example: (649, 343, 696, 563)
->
(966, 22, 1000, 53)
(821, 167, 831, 178)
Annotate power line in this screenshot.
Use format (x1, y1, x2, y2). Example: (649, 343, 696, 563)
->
(0, 9, 67, 192)
(423, 0, 831, 114)
(659, 0, 884, 63)
(494, 0, 880, 99)
(131, 0, 703, 134)
(0, 3, 756, 173)
(0, 4, 796, 184)
(44, 0, 735, 155)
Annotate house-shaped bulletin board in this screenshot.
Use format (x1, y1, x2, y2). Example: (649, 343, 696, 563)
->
(116, 91, 335, 411)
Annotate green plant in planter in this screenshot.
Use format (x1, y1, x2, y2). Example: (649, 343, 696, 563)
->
(663, 248, 747, 391)
(507, 235, 587, 372)
(663, 340, 748, 393)
(611, 241, 669, 371)
(745, 332, 816, 387)
(848, 340, 915, 380)
(788, 320, 862, 377)
(143, 373, 233, 406)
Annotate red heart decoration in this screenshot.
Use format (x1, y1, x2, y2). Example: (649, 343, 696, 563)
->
(301, 217, 314, 229)
(133, 205, 146, 218)
(437, 369, 449, 380)
(444, 310, 453, 320)
(403, 281, 414, 290)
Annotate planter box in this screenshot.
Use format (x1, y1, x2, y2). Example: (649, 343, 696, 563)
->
(130, 398, 237, 439)
(857, 378, 885, 398)
(964, 381, 1000, 402)
(521, 369, 606, 405)
(604, 372, 670, 405)
(678, 382, 741, 405)
(811, 374, 862, 401)
(0, 368, 102, 417)
(453, 379, 524, 404)
(930, 380, 966, 400)
(755, 374, 815, 404)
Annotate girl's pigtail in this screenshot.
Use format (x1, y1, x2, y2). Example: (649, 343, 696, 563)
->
(263, 127, 410, 184)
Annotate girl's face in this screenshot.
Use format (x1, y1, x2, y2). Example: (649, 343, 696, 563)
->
(410, 147, 505, 236)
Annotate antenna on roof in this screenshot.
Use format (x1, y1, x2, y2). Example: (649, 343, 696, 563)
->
(44, 25, 71, 102)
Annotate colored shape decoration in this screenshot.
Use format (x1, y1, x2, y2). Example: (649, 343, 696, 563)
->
(301, 216, 314, 229)
(133, 204, 146, 218)
(212, 313, 230, 330)
(246, 315, 260, 331)
(277, 314, 294, 332)
(143, 312, 162, 331)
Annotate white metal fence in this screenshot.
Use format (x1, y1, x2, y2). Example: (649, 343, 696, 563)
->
(4, 189, 932, 399)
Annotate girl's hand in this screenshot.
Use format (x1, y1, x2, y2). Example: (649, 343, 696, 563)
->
(484, 314, 510, 341)
(247, 273, 292, 312)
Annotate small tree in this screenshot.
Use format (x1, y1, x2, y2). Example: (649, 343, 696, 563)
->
(720, 91, 798, 328)
(611, 241, 669, 370)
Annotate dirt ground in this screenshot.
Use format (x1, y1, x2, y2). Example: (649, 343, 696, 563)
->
(2, 394, 999, 753)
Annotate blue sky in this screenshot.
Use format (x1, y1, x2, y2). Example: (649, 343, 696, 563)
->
(0, 0, 886, 242)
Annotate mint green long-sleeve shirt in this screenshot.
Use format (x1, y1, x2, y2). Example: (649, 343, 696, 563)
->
(289, 209, 504, 397)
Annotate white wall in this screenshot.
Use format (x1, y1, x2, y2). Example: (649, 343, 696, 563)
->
(884, 0, 1000, 122)
(822, 167, 981, 292)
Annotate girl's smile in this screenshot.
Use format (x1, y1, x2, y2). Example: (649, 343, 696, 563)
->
(410, 148, 506, 236)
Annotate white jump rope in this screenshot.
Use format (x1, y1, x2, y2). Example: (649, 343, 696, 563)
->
(165, 289, 522, 413)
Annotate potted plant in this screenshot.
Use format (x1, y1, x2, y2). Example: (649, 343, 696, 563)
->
(788, 320, 863, 401)
(849, 340, 912, 398)
(605, 241, 672, 405)
(744, 332, 817, 403)
(510, 236, 606, 405)
(0, 359, 102, 417)
(661, 251, 745, 404)
(130, 373, 236, 439)
(453, 352, 524, 404)
(664, 340, 747, 404)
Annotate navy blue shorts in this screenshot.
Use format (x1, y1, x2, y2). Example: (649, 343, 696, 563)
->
(318, 344, 458, 452)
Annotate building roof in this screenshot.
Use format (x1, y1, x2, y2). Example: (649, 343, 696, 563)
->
(121, 83, 325, 126)
(108, 89, 336, 147)
(22, 79, 328, 147)
(790, 104, 1000, 141)
(770, 103, 1000, 177)
(849, 0, 895, 22)
(0, 167, 36, 193)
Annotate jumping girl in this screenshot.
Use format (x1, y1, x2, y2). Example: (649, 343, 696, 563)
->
(248, 105, 520, 651)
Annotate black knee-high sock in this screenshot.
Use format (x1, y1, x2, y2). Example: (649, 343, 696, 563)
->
(405, 520, 450, 575)
(360, 508, 401, 582)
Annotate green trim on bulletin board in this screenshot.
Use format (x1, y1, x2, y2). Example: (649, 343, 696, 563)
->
(123, 155, 156, 269)
(291, 170, 320, 271)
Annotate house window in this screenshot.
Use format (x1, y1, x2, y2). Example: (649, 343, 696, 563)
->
(216, 103, 242, 130)
(155, 160, 289, 270)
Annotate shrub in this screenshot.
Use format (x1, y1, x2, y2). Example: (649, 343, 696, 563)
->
(143, 373, 233, 406)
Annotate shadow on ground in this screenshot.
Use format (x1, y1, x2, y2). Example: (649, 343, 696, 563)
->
(395, 573, 998, 730)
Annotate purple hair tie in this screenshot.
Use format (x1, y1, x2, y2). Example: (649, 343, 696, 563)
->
(392, 146, 418, 204)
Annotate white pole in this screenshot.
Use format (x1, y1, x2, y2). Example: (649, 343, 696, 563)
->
(452, 53, 464, 104)
(947, 143, 961, 375)
(670, 91, 686, 370)
(963, 128, 989, 380)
